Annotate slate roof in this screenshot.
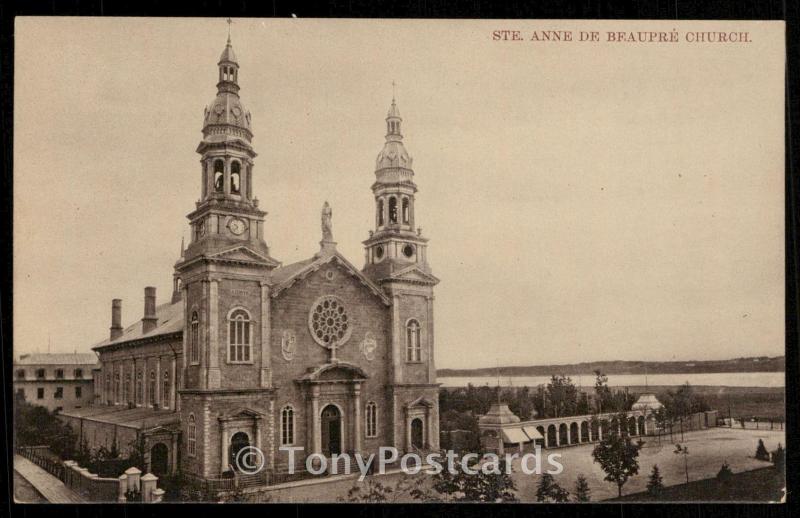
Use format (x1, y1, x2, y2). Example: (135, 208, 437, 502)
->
(16, 353, 98, 366)
(92, 301, 183, 350)
(59, 406, 180, 431)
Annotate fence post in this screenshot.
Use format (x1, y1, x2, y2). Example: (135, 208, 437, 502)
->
(140, 473, 158, 502)
(124, 467, 142, 492)
(118, 474, 128, 502)
(152, 488, 165, 503)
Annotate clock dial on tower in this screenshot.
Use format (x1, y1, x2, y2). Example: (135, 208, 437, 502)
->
(228, 218, 246, 236)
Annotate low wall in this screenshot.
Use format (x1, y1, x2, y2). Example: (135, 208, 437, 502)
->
(62, 461, 119, 502)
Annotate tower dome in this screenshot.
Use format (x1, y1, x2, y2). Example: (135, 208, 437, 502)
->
(202, 36, 253, 144)
(375, 97, 413, 180)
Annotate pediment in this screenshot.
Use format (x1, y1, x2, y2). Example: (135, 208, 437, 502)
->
(297, 361, 369, 382)
(218, 407, 264, 421)
(208, 246, 279, 267)
(388, 265, 440, 285)
(406, 396, 436, 409)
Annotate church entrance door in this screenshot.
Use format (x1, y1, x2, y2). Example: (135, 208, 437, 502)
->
(150, 442, 169, 476)
(411, 418, 424, 449)
(321, 405, 342, 456)
(229, 432, 250, 471)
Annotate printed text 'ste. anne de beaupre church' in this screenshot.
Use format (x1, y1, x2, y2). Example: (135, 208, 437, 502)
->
(63, 35, 440, 481)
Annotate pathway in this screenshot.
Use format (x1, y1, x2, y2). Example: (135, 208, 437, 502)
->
(14, 455, 85, 503)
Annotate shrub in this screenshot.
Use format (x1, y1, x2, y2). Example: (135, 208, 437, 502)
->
(646, 465, 664, 497)
(716, 461, 733, 483)
(755, 439, 770, 461)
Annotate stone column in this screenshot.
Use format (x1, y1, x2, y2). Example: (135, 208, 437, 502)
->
(543, 428, 549, 448)
(130, 360, 136, 406)
(310, 386, 321, 455)
(577, 423, 582, 443)
(598, 423, 603, 441)
(223, 158, 231, 196)
(426, 295, 436, 383)
(352, 383, 362, 454)
(255, 417, 262, 450)
(155, 357, 161, 408)
(171, 357, 179, 412)
(117, 474, 128, 502)
(207, 279, 221, 389)
(260, 282, 271, 388)
(634, 418, 640, 436)
(220, 427, 229, 473)
(555, 427, 560, 447)
(140, 473, 158, 502)
(405, 415, 412, 453)
(392, 295, 401, 383)
(426, 410, 435, 449)
(566, 425, 571, 445)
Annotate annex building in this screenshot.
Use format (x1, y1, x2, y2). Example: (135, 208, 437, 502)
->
(14, 353, 99, 412)
(59, 34, 440, 482)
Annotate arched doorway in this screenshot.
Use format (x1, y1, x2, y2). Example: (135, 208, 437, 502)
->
(580, 421, 590, 443)
(229, 432, 250, 470)
(411, 418, 424, 449)
(321, 405, 342, 456)
(547, 425, 557, 447)
(559, 423, 568, 445)
(638, 415, 646, 435)
(569, 422, 579, 444)
(150, 443, 169, 476)
(628, 416, 637, 436)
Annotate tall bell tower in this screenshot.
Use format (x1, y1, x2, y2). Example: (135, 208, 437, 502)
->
(362, 96, 433, 279)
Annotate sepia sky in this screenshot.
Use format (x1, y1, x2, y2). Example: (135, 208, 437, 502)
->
(14, 18, 784, 369)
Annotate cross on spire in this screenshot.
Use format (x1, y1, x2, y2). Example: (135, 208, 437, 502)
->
(227, 18, 232, 42)
(392, 80, 396, 102)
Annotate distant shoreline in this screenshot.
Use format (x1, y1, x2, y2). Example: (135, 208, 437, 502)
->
(437, 356, 784, 377)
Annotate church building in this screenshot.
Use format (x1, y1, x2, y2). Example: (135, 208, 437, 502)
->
(60, 34, 440, 483)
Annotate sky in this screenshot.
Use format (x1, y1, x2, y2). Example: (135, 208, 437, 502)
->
(14, 18, 785, 369)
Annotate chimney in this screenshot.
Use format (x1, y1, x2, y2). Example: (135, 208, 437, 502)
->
(110, 299, 123, 340)
(142, 287, 158, 334)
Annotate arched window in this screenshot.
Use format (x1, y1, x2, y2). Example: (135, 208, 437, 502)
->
(187, 415, 196, 456)
(402, 198, 410, 224)
(105, 374, 111, 403)
(365, 402, 378, 438)
(281, 405, 294, 445)
(406, 319, 421, 362)
(124, 373, 131, 403)
(136, 371, 143, 405)
(162, 370, 170, 409)
(114, 373, 120, 403)
(389, 197, 398, 224)
(213, 159, 224, 192)
(149, 371, 156, 406)
(190, 312, 200, 364)
(377, 199, 385, 226)
(230, 161, 241, 194)
(228, 309, 252, 363)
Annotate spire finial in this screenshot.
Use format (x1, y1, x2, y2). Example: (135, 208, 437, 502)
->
(180, 235, 185, 258)
(392, 80, 396, 103)
(227, 17, 232, 44)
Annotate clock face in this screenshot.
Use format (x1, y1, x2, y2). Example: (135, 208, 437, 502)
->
(228, 218, 246, 236)
(231, 106, 242, 119)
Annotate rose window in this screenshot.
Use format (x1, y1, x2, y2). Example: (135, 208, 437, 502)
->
(309, 295, 352, 348)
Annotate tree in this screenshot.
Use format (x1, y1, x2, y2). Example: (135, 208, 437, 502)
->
(594, 370, 613, 413)
(535, 473, 570, 502)
(716, 461, 733, 484)
(755, 439, 770, 461)
(772, 443, 785, 474)
(546, 375, 579, 418)
(646, 465, 664, 497)
(573, 474, 591, 502)
(417, 457, 518, 503)
(591, 430, 640, 497)
(14, 397, 78, 460)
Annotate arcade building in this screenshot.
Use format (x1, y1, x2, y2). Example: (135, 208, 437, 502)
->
(59, 34, 440, 482)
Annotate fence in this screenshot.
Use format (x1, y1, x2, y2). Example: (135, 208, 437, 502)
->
(17, 446, 64, 481)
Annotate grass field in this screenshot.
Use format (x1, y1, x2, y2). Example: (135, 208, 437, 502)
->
(609, 466, 785, 502)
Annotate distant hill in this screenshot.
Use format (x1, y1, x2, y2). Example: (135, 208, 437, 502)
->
(437, 356, 784, 377)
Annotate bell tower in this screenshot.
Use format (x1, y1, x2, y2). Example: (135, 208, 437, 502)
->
(362, 95, 432, 279)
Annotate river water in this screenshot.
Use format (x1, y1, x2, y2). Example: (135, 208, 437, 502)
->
(438, 371, 784, 388)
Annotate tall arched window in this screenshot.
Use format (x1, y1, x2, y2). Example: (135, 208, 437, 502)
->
(187, 415, 196, 456)
(281, 405, 294, 445)
(190, 312, 200, 365)
(389, 197, 398, 224)
(377, 199, 385, 226)
(105, 374, 111, 403)
(114, 373, 120, 403)
(230, 161, 241, 194)
(365, 402, 378, 438)
(406, 319, 421, 362)
(213, 159, 224, 192)
(162, 371, 170, 409)
(149, 371, 156, 406)
(228, 309, 252, 363)
(124, 373, 131, 403)
(402, 198, 410, 224)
